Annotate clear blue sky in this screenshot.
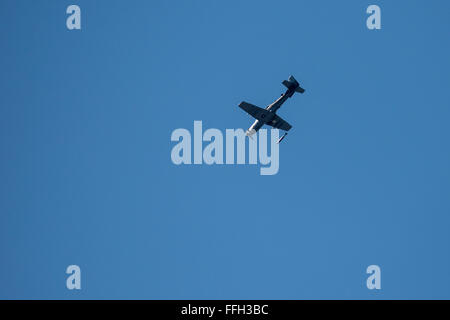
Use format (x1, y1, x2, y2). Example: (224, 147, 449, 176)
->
(1, 0, 450, 299)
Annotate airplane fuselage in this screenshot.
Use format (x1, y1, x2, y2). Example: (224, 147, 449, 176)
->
(247, 91, 291, 134)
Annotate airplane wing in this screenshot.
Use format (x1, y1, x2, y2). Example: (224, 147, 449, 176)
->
(238, 102, 271, 122)
(267, 114, 292, 131)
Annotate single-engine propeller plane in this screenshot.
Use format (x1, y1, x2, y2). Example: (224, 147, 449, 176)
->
(238, 75, 305, 143)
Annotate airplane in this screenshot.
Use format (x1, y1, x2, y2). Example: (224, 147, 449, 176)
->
(238, 75, 305, 143)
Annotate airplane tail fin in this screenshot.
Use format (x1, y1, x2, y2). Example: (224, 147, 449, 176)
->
(282, 75, 305, 95)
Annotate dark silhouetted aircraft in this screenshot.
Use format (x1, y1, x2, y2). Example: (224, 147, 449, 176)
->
(238, 75, 305, 143)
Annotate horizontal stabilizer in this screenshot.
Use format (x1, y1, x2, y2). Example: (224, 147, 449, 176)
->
(296, 86, 305, 93)
(283, 75, 305, 94)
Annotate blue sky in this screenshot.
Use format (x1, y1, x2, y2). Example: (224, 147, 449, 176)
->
(1, 0, 450, 299)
